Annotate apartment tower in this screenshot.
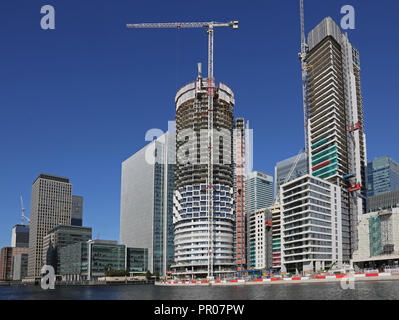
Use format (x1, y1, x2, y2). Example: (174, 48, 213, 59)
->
(305, 17, 367, 260)
(172, 68, 236, 279)
(281, 175, 343, 273)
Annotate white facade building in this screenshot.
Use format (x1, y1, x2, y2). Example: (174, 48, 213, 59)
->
(280, 174, 343, 273)
(248, 208, 273, 269)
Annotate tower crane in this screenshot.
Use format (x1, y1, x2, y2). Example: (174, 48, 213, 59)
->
(20, 195, 30, 224)
(127, 20, 238, 279)
(298, 0, 311, 170)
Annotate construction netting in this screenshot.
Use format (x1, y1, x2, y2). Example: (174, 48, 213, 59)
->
(369, 216, 382, 256)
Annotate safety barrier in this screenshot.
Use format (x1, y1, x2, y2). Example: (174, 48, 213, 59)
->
(155, 272, 397, 286)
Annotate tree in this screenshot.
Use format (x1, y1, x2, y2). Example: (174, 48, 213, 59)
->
(145, 270, 152, 280)
(105, 270, 129, 277)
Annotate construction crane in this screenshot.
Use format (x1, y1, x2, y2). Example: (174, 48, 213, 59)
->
(298, 0, 310, 165)
(20, 195, 30, 224)
(127, 20, 238, 280)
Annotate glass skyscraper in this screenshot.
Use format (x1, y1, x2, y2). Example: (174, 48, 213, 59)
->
(367, 156, 399, 197)
(120, 132, 174, 276)
(245, 171, 274, 215)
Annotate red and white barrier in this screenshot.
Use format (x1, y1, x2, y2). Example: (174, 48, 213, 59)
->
(156, 272, 398, 286)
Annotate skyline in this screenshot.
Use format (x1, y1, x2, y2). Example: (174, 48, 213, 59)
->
(1, 0, 399, 248)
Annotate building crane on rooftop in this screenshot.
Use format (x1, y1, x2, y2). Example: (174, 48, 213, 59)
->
(126, 20, 238, 279)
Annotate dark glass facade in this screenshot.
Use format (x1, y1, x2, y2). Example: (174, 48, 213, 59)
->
(127, 248, 148, 273)
(367, 156, 399, 197)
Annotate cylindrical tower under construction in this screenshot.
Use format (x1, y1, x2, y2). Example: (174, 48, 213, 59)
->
(172, 66, 236, 279)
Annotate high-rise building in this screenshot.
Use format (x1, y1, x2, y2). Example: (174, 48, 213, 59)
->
(11, 224, 29, 248)
(244, 171, 273, 270)
(27, 174, 73, 279)
(367, 156, 399, 197)
(120, 132, 174, 276)
(305, 17, 367, 260)
(172, 69, 236, 279)
(71, 195, 84, 226)
(273, 153, 308, 270)
(280, 175, 343, 273)
(245, 171, 274, 215)
(247, 208, 273, 270)
(43, 224, 92, 273)
(233, 118, 250, 271)
(270, 203, 282, 270)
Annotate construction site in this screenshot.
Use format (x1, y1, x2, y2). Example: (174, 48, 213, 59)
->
(353, 207, 399, 270)
(127, 20, 239, 279)
(126, 1, 379, 280)
(297, 0, 367, 262)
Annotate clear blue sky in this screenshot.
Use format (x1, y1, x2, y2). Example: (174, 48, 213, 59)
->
(1, 0, 398, 248)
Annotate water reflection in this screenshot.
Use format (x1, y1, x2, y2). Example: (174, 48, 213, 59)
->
(1, 281, 398, 300)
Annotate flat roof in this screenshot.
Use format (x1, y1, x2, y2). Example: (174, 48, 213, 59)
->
(33, 173, 70, 185)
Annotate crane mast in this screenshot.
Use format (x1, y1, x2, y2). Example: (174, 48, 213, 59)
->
(20, 195, 30, 224)
(299, 0, 310, 169)
(127, 20, 238, 280)
(207, 25, 215, 279)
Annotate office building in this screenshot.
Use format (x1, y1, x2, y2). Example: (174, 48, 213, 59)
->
(126, 247, 149, 274)
(120, 132, 174, 276)
(245, 171, 273, 215)
(245, 171, 273, 269)
(247, 208, 273, 270)
(0, 247, 29, 281)
(305, 17, 367, 259)
(43, 224, 92, 273)
(353, 208, 399, 269)
(11, 224, 29, 248)
(367, 156, 399, 197)
(27, 174, 73, 279)
(280, 175, 343, 273)
(59, 240, 147, 281)
(368, 190, 399, 212)
(71, 195, 84, 226)
(172, 68, 236, 279)
(12, 253, 28, 281)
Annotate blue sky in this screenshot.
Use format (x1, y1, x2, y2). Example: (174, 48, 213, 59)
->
(0, 0, 398, 248)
